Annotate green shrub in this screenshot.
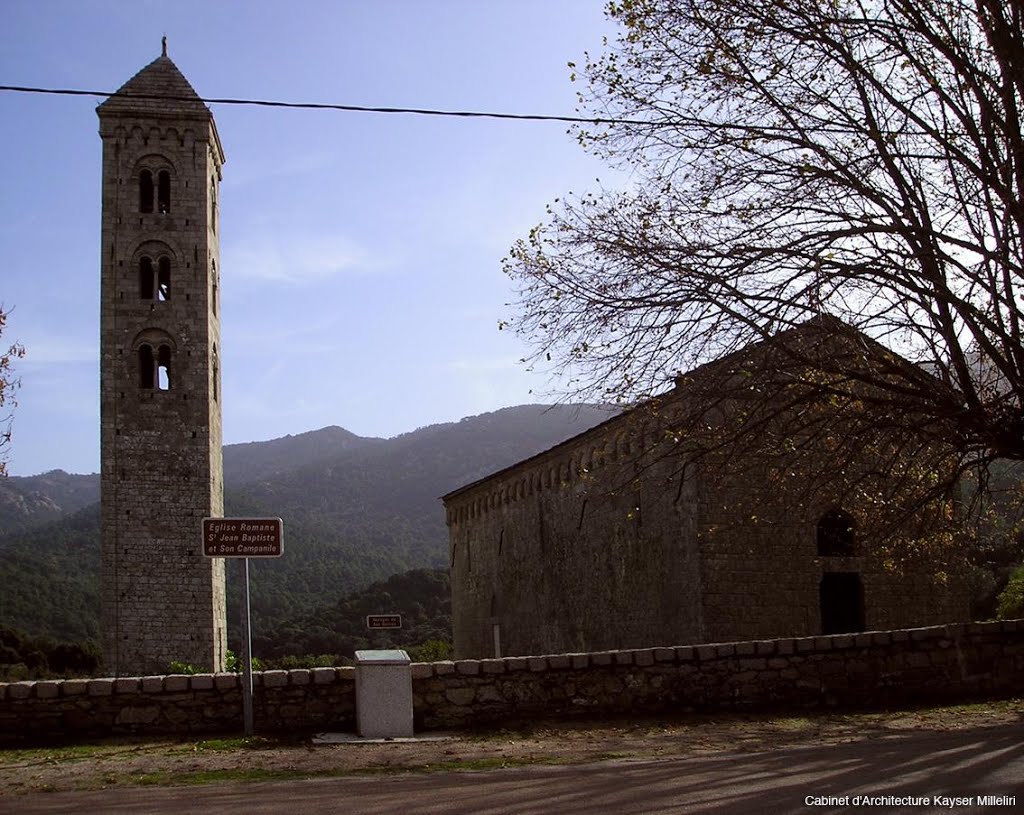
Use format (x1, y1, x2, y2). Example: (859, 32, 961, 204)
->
(996, 565, 1024, 619)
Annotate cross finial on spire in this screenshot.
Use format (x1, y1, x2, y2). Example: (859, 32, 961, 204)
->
(162, 36, 168, 57)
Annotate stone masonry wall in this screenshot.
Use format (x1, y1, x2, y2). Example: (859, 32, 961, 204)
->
(1, 621, 1021, 745)
(99, 82, 227, 676)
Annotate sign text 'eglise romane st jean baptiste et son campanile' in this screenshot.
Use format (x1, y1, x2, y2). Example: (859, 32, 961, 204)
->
(98, 41, 228, 676)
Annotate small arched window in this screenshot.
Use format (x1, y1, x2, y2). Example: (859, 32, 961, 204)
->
(139, 256, 171, 300)
(817, 509, 855, 557)
(157, 171, 171, 213)
(210, 176, 217, 234)
(212, 344, 219, 402)
(139, 257, 155, 299)
(156, 344, 172, 390)
(139, 170, 154, 213)
(138, 344, 155, 388)
(157, 257, 171, 301)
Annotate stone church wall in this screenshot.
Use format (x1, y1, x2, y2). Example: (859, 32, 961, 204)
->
(448, 421, 704, 659)
(1, 621, 1021, 744)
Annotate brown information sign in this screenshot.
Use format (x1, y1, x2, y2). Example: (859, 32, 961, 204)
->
(203, 517, 284, 558)
(366, 614, 402, 630)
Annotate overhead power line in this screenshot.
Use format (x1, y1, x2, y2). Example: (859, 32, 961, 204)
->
(0, 84, 641, 126)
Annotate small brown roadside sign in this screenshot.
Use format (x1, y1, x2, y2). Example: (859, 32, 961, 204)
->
(366, 614, 402, 630)
(203, 517, 284, 558)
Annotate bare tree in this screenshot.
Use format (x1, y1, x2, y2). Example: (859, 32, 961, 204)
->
(0, 306, 24, 477)
(505, 0, 1024, 498)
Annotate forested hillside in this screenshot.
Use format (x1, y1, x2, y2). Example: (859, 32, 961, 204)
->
(0, 404, 614, 651)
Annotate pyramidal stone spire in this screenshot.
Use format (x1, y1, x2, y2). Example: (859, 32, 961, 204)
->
(97, 44, 210, 119)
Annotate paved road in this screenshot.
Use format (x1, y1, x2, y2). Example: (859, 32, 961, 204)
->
(6, 725, 1022, 814)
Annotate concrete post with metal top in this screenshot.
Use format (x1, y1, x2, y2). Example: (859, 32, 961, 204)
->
(354, 649, 414, 738)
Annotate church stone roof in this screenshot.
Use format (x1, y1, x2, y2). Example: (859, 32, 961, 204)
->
(98, 50, 211, 120)
(97, 45, 225, 164)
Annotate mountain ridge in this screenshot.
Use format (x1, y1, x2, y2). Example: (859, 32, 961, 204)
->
(0, 403, 616, 649)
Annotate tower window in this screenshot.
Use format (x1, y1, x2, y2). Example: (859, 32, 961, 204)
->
(138, 344, 155, 388)
(139, 170, 154, 213)
(140, 256, 171, 300)
(139, 257, 154, 299)
(157, 344, 172, 390)
(817, 509, 856, 557)
(138, 343, 172, 390)
(157, 171, 171, 213)
(157, 257, 171, 300)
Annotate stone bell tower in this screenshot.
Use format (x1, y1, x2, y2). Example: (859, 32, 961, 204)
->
(98, 42, 227, 676)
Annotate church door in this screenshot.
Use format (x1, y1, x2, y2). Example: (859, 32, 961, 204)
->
(819, 572, 865, 634)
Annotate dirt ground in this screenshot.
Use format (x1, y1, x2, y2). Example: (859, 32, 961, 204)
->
(2, 698, 1022, 795)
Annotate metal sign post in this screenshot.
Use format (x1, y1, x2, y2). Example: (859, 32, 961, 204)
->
(203, 517, 284, 738)
(240, 557, 254, 737)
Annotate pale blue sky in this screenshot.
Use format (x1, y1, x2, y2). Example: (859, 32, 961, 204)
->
(1, 0, 619, 476)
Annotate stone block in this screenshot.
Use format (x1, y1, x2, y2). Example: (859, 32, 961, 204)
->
(735, 642, 756, 656)
(755, 640, 776, 656)
(675, 646, 696, 662)
(214, 672, 238, 690)
(190, 674, 214, 691)
(614, 651, 634, 666)
(854, 634, 873, 648)
(547, 655, 571, 670)
(7, 682, 34, 700)
(716, 644, 736, 658)
(633, 649, 655, 667)
(87, 679, 114, 696)
(528, 657, 548, 672)
(696, 645, 716, 660)
(35, 682, 60, 699)
(337, 667, 356, 681)
(505, 657, 528, 672)
(141, 676, 164, 693)
(63, 679, 90, 696)
(571, 653, 590, 670)
(433, 661, 456, 676)
(312, 667, 337, 684)
(455, 660, 481, 676)
(590, 651, 614, 666)
(776, 639, 795, 655)
(164, 675, 189, 692)
(813, 637, 834, 651)
(410, 664, 435, 680)
(870, 632, 891, 646)
(116, 706, 158, 725)
(445, 686, 476, 706)
(480, 659, 506, 674)
(289, 670, 312, 686)
(114, 678, 141, 693)
(653, 648, 675, 663)
(262, 670, 288, 688)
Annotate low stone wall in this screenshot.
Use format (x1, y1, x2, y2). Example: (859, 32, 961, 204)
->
(2, 620, 1022, 745)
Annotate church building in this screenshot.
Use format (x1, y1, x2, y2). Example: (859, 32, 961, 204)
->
(444, 319, 971, 659)
(98, 44, 227, 675)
